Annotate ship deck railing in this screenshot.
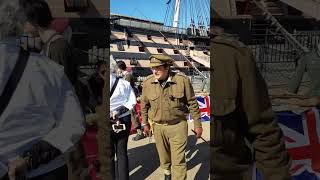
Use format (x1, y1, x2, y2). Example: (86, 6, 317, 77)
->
(113, 19, 209, 38)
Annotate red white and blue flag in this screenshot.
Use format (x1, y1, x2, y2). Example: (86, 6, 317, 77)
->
(255, 108, 320, 179)
(188, 96, 210, 122)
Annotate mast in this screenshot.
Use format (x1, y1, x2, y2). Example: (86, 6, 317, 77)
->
(173, 0, 181, 28)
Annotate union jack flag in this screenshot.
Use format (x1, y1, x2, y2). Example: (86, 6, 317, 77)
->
(255, 108, 320, 179)
(188, 96, 210, 122)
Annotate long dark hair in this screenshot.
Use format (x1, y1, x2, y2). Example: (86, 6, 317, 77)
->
(20, 0, 53, 28)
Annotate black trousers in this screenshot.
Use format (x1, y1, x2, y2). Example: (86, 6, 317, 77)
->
(110, 115, 131, 180)
(1, 165, 67, 180)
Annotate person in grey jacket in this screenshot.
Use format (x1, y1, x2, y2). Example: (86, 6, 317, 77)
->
(288, 44, 320, 97)
(0, 1, 85, 180)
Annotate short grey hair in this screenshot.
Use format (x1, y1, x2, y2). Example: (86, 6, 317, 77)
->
(110, 55, 117, 74)
(0, 1, 25, 40)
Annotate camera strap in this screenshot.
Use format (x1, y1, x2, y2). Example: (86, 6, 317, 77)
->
(0, 48, 29, 117)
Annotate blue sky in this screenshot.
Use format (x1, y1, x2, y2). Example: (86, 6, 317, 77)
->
(110, 0, 168, 23)
(110, 0, 210, 28)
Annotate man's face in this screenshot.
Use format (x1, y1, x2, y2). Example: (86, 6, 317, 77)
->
(151, 65, 169, 80)
(116, 67, 122, 74)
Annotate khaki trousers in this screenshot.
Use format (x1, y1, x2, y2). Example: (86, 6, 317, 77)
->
(153, 120, 188, 180)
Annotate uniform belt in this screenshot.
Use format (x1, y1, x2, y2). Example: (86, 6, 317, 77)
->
(155, 119, 181, 125)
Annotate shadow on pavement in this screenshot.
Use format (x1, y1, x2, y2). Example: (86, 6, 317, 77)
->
(186, 135, 210, 180)
(128, 143, 159, 180)
(128, 135, 210, 180)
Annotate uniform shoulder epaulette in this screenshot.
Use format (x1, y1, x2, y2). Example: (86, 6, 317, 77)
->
(175, 72, 187, 77)
(213, 36, 247, 49)
(143, 74, 154, 82)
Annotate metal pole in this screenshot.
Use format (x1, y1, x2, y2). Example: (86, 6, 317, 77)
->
(173, 0, 181, 28)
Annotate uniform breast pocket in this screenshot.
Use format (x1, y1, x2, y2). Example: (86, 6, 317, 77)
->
(146, 95, 158, 119)
(148, 94, 160, 113)
(169, 92, 185, 108)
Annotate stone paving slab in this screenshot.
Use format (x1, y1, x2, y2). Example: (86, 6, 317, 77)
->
(128, 121, 210, 180)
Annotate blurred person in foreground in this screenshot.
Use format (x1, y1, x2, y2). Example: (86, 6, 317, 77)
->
(21, 0, 77, 85)
(0, 1, 85, 180)
(21, 1, 87, 179)
(211, 25, 291, 180)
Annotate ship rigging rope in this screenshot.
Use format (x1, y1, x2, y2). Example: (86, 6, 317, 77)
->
(202, 0, 210, 26)
(202, 0, 210, 25)
(164, 0, 209, 29)
(180, 0, 184, 31)
(184, 0, 187, 30)
(169, 1, 175, 27)
(158, 30, 208, 79)
(195, 0, 201, 25)
(252, 0, 309, 55)
(114, 4, 208, 79)
(188, 0, 194, 25)
(164, 0, 174, 27)
(196, 0, 204, 25)
(191, 0, 209, 27)
(164, 0, 170, 26)
(181, 0, 185, 29)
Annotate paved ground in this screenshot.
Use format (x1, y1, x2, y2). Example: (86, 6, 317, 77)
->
(127, 121, 210, 180)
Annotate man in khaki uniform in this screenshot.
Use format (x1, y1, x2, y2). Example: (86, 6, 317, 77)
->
(140, 55, 203, 180)
(211, 28, 292, 180)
